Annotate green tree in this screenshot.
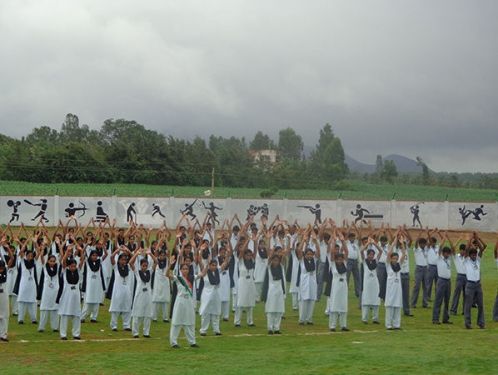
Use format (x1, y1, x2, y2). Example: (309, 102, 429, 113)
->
(381, 160, 398, 184)
(416, 156, 430, 185)
(310, 123, 348, 183)
(278, 127, 303, 161)
(249, 131, 274, 150)
(375, 155, 383, 176)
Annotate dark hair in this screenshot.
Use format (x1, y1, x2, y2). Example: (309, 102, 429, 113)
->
(459, 244, 467, 251)
(441, 246, 451, 254)
(468, 248, 478, 256)
(418, 238, 427, 246)
(380, 236, 388, 242)
(366, 249, 375, 256)
(140, 258, 148, 266)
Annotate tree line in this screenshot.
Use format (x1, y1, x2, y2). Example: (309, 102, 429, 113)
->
(0, 114, 348, 190)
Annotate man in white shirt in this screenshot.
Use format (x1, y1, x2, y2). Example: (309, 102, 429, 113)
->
(346, 232, 361, 298)
(432, 242, 453, 325)
(426, 235, 440, 301)
(463, 242, 485, 329)
(450, 244, 467, 315)
(411, 238, 429, 308)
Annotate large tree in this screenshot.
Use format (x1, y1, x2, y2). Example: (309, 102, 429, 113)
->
(310, 123, 348, 182)
(249, 131, 274, 150)
(278, 127, 303, 161)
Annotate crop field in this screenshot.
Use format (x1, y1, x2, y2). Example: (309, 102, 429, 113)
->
(1, 180, 497, 201)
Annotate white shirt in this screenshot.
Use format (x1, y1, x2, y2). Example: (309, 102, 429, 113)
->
(347, 241, 359, 260)
(426, 246, 439, 265)
(399, 247, 410, 273)
(319, 241, 328, 263)
(436, 256, 451, 279)
(454, 253, 466, 274)
(464, 256, 481, 282)
(378, 244, 388, 264)
(414, 247, 428, 266)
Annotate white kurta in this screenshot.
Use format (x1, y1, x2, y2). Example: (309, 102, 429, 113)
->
(109, 265, 134, 313)
(39, 266, 59, 310)
(298, 259, 317, 301)
(385, 263, 403, 308)
(361, 261, 380, 306)
(254, 251, 268, 283)
(171, 276, 195, 326)
(84, 261, 104, 304)
(265, 267, 286, 314)
(237, 260, 256, 307)
(219, 269, 231, 302)
(0, 276, 9, 320)
(16, 261, 37, 303)
(58, 270, 82, 316)
(132, 270, 153, 318)
(328, 263, 348, 313)
(199, 272, 221, 316)
(152, 265, 170, 303)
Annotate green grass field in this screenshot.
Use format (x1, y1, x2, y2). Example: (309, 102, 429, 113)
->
(1, 250, 497, 375)
(1, 180, 497, 201)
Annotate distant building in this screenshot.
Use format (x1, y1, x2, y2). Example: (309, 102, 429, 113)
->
(249, 149, 277, 165)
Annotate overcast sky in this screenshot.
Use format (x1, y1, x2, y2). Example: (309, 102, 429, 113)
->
(1, 1, 497, 172)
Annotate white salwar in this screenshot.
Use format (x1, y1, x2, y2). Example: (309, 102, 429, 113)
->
(361, 260, 380, 323)
(234, 260, 256, 326)
(109, 265, 134, 330)
(385, 263, 403, 329)
(265, 266, 286, 332)
(328, 262, 348, 329)
(151, 264, 171, 322)
(170, 275, 196, 347)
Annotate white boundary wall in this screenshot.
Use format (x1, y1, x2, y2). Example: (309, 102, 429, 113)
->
(0, 196, 496, 231)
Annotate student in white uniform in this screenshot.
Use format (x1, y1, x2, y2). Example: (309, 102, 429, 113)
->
(235, 248, 257, 327)
(385, 241, 407, 330)
(169, 262, 199, 348)
(346, 232, 361, 298)
(130, 249, 157, 338)
(463, 236, 486, 329)
(297, 235, 320, 325)
(0, 247, 15, 342)
(328, 240, 349, 332)
(57, 251, 85, 340)
(360, 239, 382, 324)
(411, 238, 429, 308)
(199, 256, 229, 336)
(0, 242, 18, 317)
(217, 246, 232, 321)
(261, 254, 286, 334)
(432, 235, 454, 325)
(108, 249, 134, 332)
(14, 245, 40, 325)
(254, 240, 269, 302)
(80, 250, 107, 323)
(450, 243, 468, 316)
(426, 233, 440, 301)
(37, 254, 60, 332)
(152, 250, 171, 323)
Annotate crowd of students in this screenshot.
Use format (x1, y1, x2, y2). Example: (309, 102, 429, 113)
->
(0, 213, 497, 347)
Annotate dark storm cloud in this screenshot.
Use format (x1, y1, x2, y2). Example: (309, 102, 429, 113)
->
(0, 0, 497, 172)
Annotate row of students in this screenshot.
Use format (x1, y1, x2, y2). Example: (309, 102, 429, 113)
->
(1, 216, 497, 344)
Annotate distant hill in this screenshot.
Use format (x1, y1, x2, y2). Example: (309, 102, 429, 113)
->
(346, 154, 423, 174)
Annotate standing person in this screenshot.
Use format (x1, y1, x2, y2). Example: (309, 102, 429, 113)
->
(80, 250, 106, 323)
(57, 249, 85, 340)
(217, 246, 232, 321)
(199, 256, 229, 336)
(130, 249, 157, 338)
(385, 241, 407, 330)
(287, 236, 300, 311)
(0, 246, 15, 342)
(399, 227, 413, 317)
(376, 236, 389, 301)
(297, 231, 320, 325)
(169, 262, 198, 348)
(108, 248, 134, 332)
(360, 239, 382, 324)
(152, 250, 171, 323)
(13, 241, 40, 325)
(254, 239, 269, 302)
(463, 233, 486, 329)
(411, 238, 429, 308)
(234, 247, 257, 328)
(450, 243, 467, 316)
(493, 239, 498, 322)
(328, 234, 349, 332)
(316, 231, 331, 302)
(432, 233, 454, 325)
(346, 232, 361, 298)
(426, 230, 441, 301)
(261, 254, 286, 334)
(37, 254, 60, 332)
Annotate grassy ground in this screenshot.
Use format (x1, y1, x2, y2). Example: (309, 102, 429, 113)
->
(0, 249, 497, 374)
(1, 180, 497, 201)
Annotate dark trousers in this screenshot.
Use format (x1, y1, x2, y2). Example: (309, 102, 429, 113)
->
(432, 278, 451, 322)
(426, 264, 438, 300)
(493, 291, 498, 322)
(376, 263, 387, 300)
(346, 258, 361, 298)
(464, 281, 484, 327)
(450, 274, 466, 314)
(411, 266, 428, 307)
(401, 272, 410, 315)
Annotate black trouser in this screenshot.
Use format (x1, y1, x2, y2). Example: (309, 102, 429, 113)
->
(450, 273, 466, 314)
(426, 264, 438, 300)
(401, 272, 410, 315)
(346, 258, 361, 298)
(411, 265, 428, 307)
(464, 281, 484, 327)
(432, 277, 451, 322)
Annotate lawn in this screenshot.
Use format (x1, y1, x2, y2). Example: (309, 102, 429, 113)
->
(1, 180, 497, 201)
(0, 246, 497, 374)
